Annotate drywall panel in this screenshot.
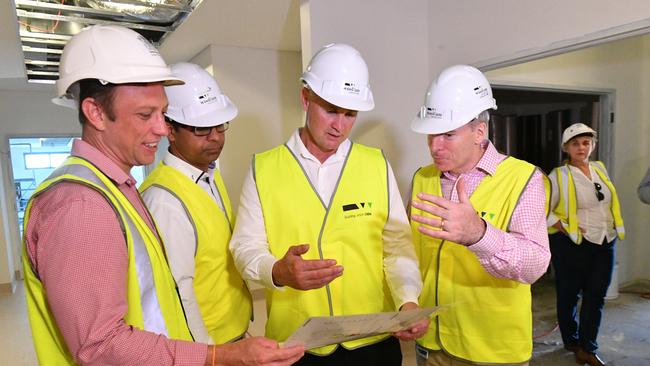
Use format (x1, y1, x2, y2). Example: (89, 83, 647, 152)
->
(301, 0, 431, 193)
(190, 45, 303, 211)
(428, 0, 650, 75)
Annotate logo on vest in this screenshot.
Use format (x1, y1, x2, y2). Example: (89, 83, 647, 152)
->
(342, 202, 373, 219)
(479, 211, 496, 222)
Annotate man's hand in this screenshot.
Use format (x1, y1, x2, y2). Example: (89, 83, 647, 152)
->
(212, 337, 304, 366)
(392, 302, 429, 341)
(410, 178, 486, 245)
(272, 244, 343, 290)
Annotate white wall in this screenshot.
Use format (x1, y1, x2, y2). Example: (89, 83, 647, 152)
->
(428, 0, 650, 74)
(486, 35, 650, 283)
(189, 45, 304, 210)
(301, 0, 431, 193)
(0, 90, 78, 286)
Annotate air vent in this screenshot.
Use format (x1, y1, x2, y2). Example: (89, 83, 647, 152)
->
(14, 0, 202, 85)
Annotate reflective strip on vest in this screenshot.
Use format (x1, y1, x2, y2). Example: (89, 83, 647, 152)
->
(412, 157, 536, 364)
(255, 143, 391, 355)
(140, 162, 253, 344)
(551, 162, 625, 244)
(42, 162, 168, 335)
(559, 165, 581, 243)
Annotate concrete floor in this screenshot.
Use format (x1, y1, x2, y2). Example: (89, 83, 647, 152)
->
(528, 278, 650, 366)
(2, 279, 649, 365)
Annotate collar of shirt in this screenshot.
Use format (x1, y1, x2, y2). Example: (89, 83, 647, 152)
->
(162, 150, 212, 183)
(287, 128, 351, 166)
(72, 139, 137, 187)
(441, 140, 505, 181)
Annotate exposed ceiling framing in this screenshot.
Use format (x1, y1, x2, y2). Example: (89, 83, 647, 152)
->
(14, 0, 203, 85)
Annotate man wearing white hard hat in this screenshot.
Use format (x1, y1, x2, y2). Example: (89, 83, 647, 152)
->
(409, 65, 550, 365)
(141, 62, 253, 346)
(22, 26, 303, 366)
(230, 43, 427, 365)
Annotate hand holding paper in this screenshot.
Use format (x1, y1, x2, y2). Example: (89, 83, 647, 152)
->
(392, 302, 430, 341)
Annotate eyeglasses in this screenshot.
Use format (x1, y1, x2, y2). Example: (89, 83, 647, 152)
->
(594, 182, 604, 201)
(167, 117, 229, 136)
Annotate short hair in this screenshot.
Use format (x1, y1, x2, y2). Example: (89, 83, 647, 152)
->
(468, 110, 490, 140)
(77, 79, 117, 125)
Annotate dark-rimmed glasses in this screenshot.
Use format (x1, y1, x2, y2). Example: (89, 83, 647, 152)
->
(594, 182, 604, 202)
(167, 117, 229, 136)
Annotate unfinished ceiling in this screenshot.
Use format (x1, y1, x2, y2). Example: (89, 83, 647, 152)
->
(13, 0, 203, 85)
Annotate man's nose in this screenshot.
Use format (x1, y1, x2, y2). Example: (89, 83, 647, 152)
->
(153, 113, 168, 136)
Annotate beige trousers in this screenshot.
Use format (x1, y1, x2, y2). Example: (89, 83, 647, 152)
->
(415, 348, 529, 366)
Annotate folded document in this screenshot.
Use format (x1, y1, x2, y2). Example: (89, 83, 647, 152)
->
(282, 306, 446, 350)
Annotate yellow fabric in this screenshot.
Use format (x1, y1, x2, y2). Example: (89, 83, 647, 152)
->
(23, 157, 191, 365)
(140, 163, 252, 343)
(412, 157, 536, 364)
(255, 143, 392, 355)
(548, 161, 625, 243)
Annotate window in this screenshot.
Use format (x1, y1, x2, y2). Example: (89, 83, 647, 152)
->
(24, 152, 70, 169)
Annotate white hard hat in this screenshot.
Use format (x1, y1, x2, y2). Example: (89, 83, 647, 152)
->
(301, 43, 374, 111)
(562, 123, 597, 144)
(164, 63, 237, 127)
(411, 64, 497, 134)
(54, 25, 182, 105)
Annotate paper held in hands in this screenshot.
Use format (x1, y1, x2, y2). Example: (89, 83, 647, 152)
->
(282, 305, 447, 350)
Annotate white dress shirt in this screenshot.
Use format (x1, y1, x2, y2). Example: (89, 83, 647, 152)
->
(229, 129, 422, 307)
(142, 152, 228, 344)
(548, 163, 617, 244)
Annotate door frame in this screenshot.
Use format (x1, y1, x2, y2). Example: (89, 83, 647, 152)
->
(488, 80, 616, 172)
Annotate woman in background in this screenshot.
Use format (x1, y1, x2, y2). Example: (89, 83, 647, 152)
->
(547, 123, 625, 366)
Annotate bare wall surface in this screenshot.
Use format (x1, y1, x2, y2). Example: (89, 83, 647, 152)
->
(428, 0, 650, 75)
(487, 35, 649, 283)
(192, 45, 303, 212)
(302, 0, 431, 193)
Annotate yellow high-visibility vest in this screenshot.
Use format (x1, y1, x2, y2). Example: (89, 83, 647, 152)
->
(140, 162, 252, 344)
(548, 161, 625, 243)
(411, 157, 537, 364)
(255, 143, 392, 355)
(23, 157, 192, 365)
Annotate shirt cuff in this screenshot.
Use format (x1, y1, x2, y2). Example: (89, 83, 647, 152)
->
(395, 284, 420, 309)
(173, 340, 208, 366)
(468, 222, 502, 258)
(259, 255, 284, 291)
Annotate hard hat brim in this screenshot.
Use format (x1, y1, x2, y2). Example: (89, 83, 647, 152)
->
(411, 115, 466, 135)
(169, 104, 238, 128)
(318, 93, 374, 112)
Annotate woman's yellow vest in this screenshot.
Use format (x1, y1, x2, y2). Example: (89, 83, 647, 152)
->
(548, 161, 625, 244)
(140, 163, 252, 344)
(22, 157, 192, 365)
(255, 143, 392, 355)
(411, 157, 536, 364)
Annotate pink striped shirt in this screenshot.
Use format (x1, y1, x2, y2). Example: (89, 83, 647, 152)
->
(439, 141, 550, 284)
(24, 139, 207, 365)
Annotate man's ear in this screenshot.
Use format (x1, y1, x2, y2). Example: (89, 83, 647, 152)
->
(300, 87, 310, 112)
(474, 120, 487, 144)
(81, 97, 107, 131)
(166, 122, 176, 143)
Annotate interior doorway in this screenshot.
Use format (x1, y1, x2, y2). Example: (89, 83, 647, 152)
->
(489, 87, 613, 174)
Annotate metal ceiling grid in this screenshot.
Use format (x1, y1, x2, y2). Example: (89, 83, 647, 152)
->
(14, 0, 203, 84)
